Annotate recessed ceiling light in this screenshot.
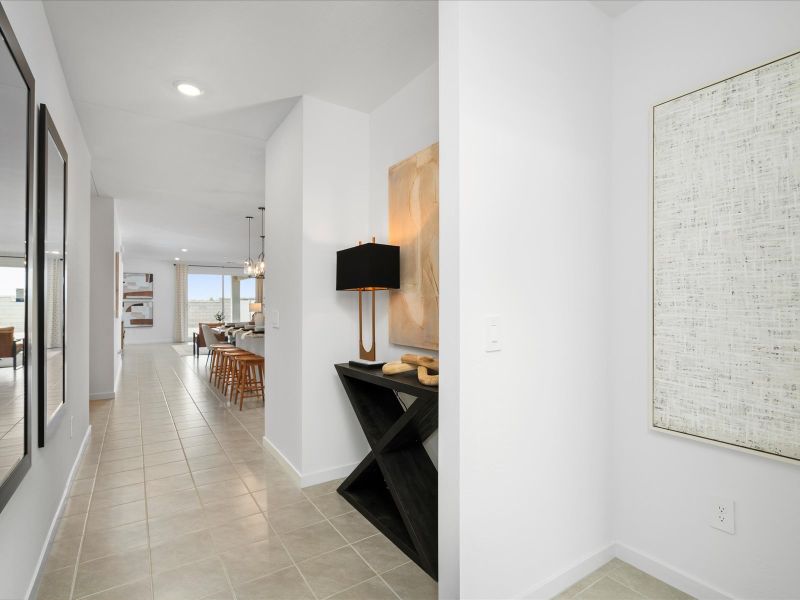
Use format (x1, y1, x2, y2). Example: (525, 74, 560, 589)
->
(174, 257, 180, 261)
(181, 248, 188, 252)
(174, 81, 204, 97)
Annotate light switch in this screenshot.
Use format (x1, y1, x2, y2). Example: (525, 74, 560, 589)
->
(271, 309, 280, 329)
(485, 315, 501, 352)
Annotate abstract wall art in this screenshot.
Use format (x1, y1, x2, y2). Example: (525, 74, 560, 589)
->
(123, 272, 153, 299)
(389, 143, 439, 351)
(122, 300, 153, 328)
(652, 51, 800, 462)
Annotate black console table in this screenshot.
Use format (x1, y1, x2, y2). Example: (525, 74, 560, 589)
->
(335, 364, 438, 580)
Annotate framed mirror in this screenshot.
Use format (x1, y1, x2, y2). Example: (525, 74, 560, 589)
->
(0, 5, 35, 512)
(37, 105, 67, 447)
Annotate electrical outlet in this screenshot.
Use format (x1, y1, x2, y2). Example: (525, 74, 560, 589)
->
(710, 497, 735, 534)
(485, 315, 501, 352)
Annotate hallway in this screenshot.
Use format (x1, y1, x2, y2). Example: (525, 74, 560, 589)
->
(36, 344, 436, 600)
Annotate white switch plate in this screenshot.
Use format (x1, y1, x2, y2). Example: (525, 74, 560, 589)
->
(710, 497, 735, 534)
(485, 315, 501, 352)
(271, 309, 280, 329)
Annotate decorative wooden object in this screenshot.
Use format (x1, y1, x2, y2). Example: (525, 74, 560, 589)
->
(335, 364, 438, 580)
(383, 353, 439, 386)
(389, 143, 439, 351)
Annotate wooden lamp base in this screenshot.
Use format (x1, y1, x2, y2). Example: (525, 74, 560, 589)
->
(350, 288, 384, 369)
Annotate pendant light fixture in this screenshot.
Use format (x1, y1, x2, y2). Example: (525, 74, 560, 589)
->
(255, 206, 266, 279)
(243, 216, 254, 277)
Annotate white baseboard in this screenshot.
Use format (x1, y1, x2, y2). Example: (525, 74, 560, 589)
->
(26, 424, 92, 600)
(89, 391, 114, 400)
(520, 541, 732, 600)
(613, 542, 732, 600)
(262, 435, 302, 487)
(261, 436, 358, 489)
(520, 544, 615, 599)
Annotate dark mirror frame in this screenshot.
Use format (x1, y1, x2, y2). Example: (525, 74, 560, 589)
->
(37, 104, 67, 447)
(0, 4, 35, 513)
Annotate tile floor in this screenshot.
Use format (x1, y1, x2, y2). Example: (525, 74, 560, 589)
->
(36, 344, 437, 600)
(555, 558, 693, 600)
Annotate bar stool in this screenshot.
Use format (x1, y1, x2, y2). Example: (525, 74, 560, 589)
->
(220, 349, 250, 395)
(232, 355, 265, 410)
(208, 343, 233, 383)
(212, 346, 242, 387)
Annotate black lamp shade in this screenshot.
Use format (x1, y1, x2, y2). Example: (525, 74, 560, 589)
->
(336, 243, 399, 290)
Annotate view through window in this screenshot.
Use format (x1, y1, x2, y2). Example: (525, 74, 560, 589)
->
(0, 265, 26, 337)
(187, 272, 256, 338)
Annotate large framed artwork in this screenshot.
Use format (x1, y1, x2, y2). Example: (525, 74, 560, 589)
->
(123, 272, 153, 299)
(122, 300, 153, 328)
(389, 143, 439, 351)
(652, 51, 800, 462)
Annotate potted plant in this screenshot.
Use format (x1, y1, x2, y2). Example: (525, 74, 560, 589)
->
(214, 311, 224, 323)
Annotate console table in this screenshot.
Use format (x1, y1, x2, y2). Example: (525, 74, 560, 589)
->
(334, 363, 438, 580)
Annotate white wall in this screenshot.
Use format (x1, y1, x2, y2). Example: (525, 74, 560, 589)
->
(121, 257, 174, 344)
(264, 96, 371, 485)
(264, 99, 304, 470)
(0, 2, 93, 598)
(89, 195, 121, 399)
(438, 1, 612, 597)
(609, 3, 800, 598)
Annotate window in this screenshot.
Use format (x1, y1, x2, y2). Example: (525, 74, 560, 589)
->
(186, 272, 247, 338)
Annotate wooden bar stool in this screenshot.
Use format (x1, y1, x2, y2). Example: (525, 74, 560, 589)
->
(233, 355, 265, 410)
(220, 349, 250, 395)
(212, 347, 242, 388)
(208, 344, 233, 383)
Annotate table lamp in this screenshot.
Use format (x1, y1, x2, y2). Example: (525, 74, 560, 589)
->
(336, 238, 400, 368)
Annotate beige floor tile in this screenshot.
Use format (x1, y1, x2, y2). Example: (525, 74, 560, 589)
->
(196, 478, 250, 504)
(202, 492, 260, 527)
(153, 556, 230, 600)
(329, 577, 398, 600)
(180, 434, 218, 448)
(91, 483, 145, 511)
(297, 546, 375, 599)
(191, 464, 240, 486)
(268, 499, 325, 533)
(97, 456, 144, 476)
(70, 478, 96, 497)
(330, 511, 378, 543)
(554, 570, 607, 599)
(146, 487, 201, 519)
(183, 443, 224, 459)
(240, 474, 267, 493)
(94, 469, 145, 492)
(86, 500, 146, 532)
(382, 561, 437, 600)
(352, 534, 409, 574)
(36, 564, 75, 600)
(309, 491, 354, 518)
(219, 537, 293, 586)
(302, 479, 344, 498)
(150, 529, 216, 574)
(279, 521, 348, 563)
(99, 446, 143, 464)
(187, 453, 231, 472)
(73, 547, 150, 598)
(56, 513, 88, 539)
(608, 563, 693, 600)
(80, 521, 148, 563)
(145, 460, 189, 481)
(143, 449, 185, 467)
(144, 473, 195, 498)
(234, 566, 314, 600)
(79, 577, 152, 600)
(177, 426, 212, 438)
(148, 507, 208, 546)
(575, 577, 645, 600)
(209, 512, 273, 550)
(44, 533, 82, 572)
(142, 440, 182, 456)
(63, 493, 92, 518)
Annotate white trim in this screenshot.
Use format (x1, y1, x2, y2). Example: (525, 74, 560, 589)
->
(124, 339, 173, 345)
(261, 435, 359, 489)
(519, 544, 615, 599)
(262, 435, 302, 487)
(89, 391, 114, 401)
(613, 542, 732, 600)
(25, 424, 92, 600)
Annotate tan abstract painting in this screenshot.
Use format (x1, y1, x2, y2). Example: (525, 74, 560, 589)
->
(389, 143, 439, 350)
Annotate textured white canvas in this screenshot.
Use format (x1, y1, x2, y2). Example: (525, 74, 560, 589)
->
(653, 52, 800, 461)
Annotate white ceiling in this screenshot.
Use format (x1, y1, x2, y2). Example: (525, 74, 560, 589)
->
(43, 0, 438, 265)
